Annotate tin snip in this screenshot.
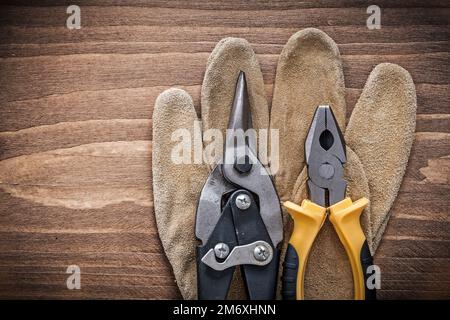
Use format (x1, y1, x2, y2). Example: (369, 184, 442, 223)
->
(195, 71, 283, 300)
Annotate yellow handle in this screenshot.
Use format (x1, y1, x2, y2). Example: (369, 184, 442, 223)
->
(283, 200, 327, 299)
(328, 197, 369, 300)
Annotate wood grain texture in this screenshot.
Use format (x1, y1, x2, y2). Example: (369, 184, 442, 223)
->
(0, 1, 449, 299)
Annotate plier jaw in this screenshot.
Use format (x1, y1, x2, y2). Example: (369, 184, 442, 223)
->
(195, 71, 283, 300)
(305, 105, 347, 207)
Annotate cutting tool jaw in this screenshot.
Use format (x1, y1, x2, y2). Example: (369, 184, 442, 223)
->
(222, 71, 283, 248)
(305, 105, 347, 207)
(196, 71, 282, 247)
(195, 71, 282, 300)
(224, 71, 256, 172)
(226, 71, 253, 142)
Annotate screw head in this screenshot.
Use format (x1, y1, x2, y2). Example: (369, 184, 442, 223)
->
(253, 245, 270, 261)
(214, 243, 230, 259)
(235, 193, 251, 210)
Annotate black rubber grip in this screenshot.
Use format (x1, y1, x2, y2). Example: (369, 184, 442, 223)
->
(282, 244, 299, 300)
(361, 240, 377, 300)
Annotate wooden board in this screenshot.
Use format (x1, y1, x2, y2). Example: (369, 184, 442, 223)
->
(0, 1, 449, 299)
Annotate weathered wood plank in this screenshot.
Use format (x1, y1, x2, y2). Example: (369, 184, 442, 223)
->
(1, 6, 448, 27)
(1, 40, 448, 58)
(1, 25, 449, 46)
(3, 0, 450, 10)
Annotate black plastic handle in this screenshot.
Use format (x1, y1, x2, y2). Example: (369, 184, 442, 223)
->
(281, 244, 299, 300)
(361, 240, 377, 300)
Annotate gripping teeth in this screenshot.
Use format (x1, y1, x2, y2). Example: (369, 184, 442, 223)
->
(305, 105, 346, 165)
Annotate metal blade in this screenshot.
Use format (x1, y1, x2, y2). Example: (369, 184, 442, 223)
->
(227, 71, 252, 134)
(195, 165, 235, 245)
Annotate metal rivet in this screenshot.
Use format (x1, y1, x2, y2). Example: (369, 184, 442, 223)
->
(319, 163, 335, 179)
(235, 193, 251, 210)
(253, 245, 270, 261)
(214, 243, 230, 259)
(234, 155, 252, 173)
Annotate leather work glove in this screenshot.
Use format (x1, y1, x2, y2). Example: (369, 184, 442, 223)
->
(152, 28, 416, 299)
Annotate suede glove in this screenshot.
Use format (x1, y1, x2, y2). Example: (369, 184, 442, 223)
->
(152, 28, 416, 299)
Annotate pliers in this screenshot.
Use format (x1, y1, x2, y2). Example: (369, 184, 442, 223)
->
(282, 105, 376, 300)
(195, 71, 283, 300)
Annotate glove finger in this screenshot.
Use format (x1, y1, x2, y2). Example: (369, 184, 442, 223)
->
(152, 88, 209, 299)
(345, 63, 417, 252)
(270, 28, 346, 202)
(201, 37, 269, 168)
